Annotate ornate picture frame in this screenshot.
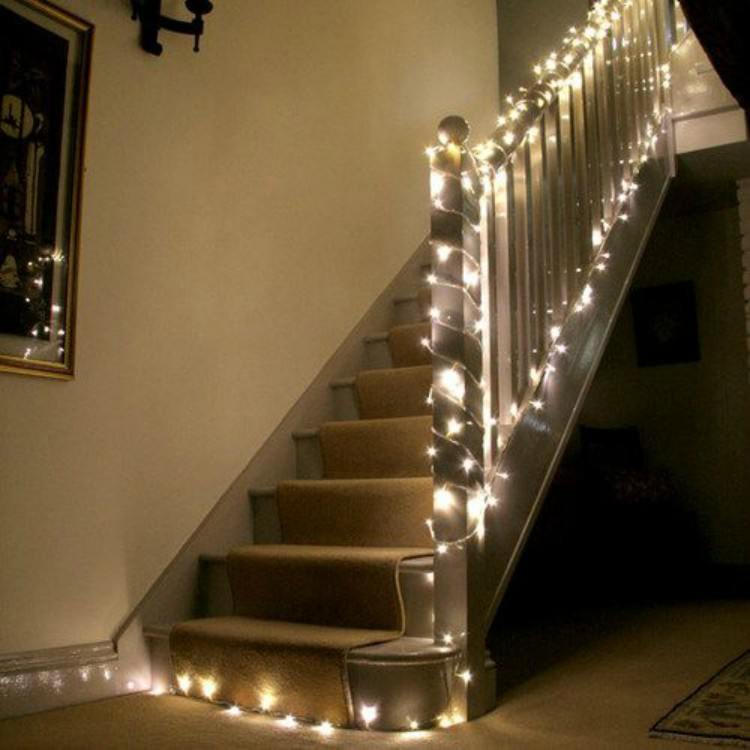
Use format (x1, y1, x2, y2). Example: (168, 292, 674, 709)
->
(0, 0, 92, 379)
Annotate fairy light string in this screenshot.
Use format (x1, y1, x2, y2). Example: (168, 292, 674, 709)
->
(425, 0, 674, 698)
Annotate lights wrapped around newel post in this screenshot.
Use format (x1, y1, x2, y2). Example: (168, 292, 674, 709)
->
(428, 115, 494, 722)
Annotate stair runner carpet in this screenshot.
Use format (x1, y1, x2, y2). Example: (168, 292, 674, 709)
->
(170, 320, 434, 726)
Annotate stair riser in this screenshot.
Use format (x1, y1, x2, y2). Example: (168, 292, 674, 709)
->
(363, 337, 392, 369)
(393, 297, 423, 326)
(330, 383, 358, 421)
(292, 433, 323, 480)
(198, 554, 434, 639)
(144, 633, 455, 731)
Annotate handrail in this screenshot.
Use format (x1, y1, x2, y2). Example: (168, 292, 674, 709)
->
(426, 0, 677, 721)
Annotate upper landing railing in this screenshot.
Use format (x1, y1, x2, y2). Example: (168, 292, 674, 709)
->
(425, 0, 679, 720)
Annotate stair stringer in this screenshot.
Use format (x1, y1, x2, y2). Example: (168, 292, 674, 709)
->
(478, 140, 675, 635)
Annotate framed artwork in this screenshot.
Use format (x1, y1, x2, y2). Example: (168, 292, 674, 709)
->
(0, 0, 92, 379)
(631, 281, 701, 367)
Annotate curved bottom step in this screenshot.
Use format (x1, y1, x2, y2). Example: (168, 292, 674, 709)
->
(143, 624, 458, 731)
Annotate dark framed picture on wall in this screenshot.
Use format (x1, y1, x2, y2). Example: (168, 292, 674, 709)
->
(0, 0, 92, 379)
(631, 281, 701, 367)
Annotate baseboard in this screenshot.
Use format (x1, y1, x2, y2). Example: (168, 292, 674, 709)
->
(0, 641, 117, 676)
(0, 641, 123, 720)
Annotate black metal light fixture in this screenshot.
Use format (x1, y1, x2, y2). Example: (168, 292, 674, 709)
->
(131, 0, 214, 56)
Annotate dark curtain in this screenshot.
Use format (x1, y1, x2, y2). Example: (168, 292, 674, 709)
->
(679, 0, 750, 111)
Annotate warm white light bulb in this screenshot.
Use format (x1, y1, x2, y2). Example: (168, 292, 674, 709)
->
(439, 369, 465, 401)
(446, 418, 463, 436)
(436, 244, 452, 262)
(465, 269, 480, 287)
(458, 670, 473, 684)
(225, 705, 242, 717)
(467, 493, 485, 522)
(316, 721, 334, 736)
(279, 715, 298, 729)
(259, 692, 275, 712)
(200, 677, 218, 701)
(434, 486, 455, 511)
(360, 704, 379, 728)
(176, 674, 191, 694)
(430, 172, 445, 197)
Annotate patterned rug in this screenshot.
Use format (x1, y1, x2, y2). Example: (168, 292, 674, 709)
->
(651, 650, 750, 747)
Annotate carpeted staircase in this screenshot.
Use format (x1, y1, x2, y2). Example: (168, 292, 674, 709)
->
(166, 308, 454, 728)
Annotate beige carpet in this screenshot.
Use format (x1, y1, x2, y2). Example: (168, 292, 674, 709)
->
(2, 600, 748, 749)
(169, 316, 435, 726)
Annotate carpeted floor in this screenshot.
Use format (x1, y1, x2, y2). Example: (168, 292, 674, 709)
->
(2, 599, 748, 749)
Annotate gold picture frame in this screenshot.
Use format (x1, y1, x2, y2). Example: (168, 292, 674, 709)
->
(0, 0, 93, 379)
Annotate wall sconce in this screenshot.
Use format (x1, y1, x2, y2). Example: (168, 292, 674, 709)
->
(131, 0, 214, 56)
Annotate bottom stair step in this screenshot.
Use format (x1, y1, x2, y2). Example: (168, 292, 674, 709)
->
(144, 622, 458, 731)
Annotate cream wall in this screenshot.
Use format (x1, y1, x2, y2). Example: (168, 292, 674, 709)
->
(0, 0, 499, 654)
(578, 203, 750, 564)
(496, 0, 588, 96)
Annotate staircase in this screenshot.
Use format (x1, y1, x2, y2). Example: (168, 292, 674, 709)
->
(146, 299, 467, 731)
(144, 0, 680, 733)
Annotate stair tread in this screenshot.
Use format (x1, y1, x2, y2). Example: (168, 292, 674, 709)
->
(363, 331, 389, 343)
(173, 615, 399, 649)
(329, 376, 356, 388)
(247, 486, 276, 497)
(200, 546, 434, 569)
(291, 427, 320, 439)
(229, 543, 432, 563)
(149, 620, 456, 662)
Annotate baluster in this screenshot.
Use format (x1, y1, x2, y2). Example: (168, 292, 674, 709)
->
(493, 167, 515, 440)
(596, 34, 618, 227)
(543, 102, 564, 333)
(527, 124, 547, 372)
(624, 0, 642, 171)
(650, 0, 663, 118)
(558, 83, 577, 312)
(510, 152, 531, 407)
(479, 167, 499, 467)
(583, 49, 603, 257)
(571, 68, 592, 296)
(633, 0, 649, 157)
(612, 9, 633, 190)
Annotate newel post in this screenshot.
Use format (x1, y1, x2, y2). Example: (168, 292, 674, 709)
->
(428, 116, 496, 722)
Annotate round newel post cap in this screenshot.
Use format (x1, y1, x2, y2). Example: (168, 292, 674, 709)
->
(438, 116, 470, 146)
